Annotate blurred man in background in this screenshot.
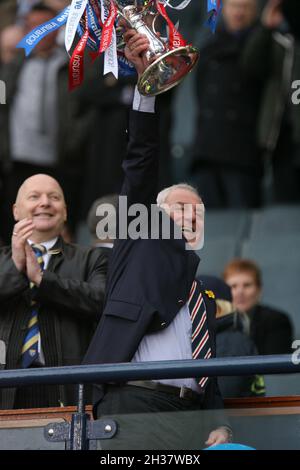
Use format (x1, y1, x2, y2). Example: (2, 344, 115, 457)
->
(0, 24, 24, 65)
(200, 274, 265, 398)
(87, 194, 118, 251)
(191, 0, 262, 208)
(0, 2, 95, 243)
(223, 258, 293, 355)
(190, 0, 295, 208)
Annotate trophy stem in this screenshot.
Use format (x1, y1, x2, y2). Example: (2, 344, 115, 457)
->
(118, 4, 166, 58)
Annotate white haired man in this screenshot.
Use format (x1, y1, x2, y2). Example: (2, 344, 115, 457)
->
(84, 31, 231, 450)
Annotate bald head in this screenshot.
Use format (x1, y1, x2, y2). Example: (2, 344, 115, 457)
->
(13, 174, 67, 242)
(15, 174, 65, 204)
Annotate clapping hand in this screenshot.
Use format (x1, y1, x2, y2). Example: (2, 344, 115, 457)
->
(11, 219, 42, 286)
(25, 243, 43, 286)
(11, 218, 35, 272)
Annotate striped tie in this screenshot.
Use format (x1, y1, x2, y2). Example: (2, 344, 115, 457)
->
(21, 244, 46, 368)
(188, 280, 212, 389)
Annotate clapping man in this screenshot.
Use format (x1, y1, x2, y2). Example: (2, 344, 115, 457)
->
(0, 174, 107, 409)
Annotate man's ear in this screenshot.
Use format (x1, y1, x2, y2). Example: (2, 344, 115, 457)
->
(12, 203, 19, 222)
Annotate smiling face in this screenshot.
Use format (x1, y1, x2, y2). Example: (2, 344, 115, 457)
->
(13, 174, 67, 242)
(162, 188, 205, 249)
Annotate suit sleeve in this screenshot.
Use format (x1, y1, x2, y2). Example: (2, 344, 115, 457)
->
(241, 23, 273, 81)
(36, 250, 107, 321)
(0, 254, 28, 303)
(264, 314, 293, 354)
(120, 109, 160, 207)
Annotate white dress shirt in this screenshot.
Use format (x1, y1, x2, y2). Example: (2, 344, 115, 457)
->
(132, 86, 156, 113)
(132, 303, 203, 393)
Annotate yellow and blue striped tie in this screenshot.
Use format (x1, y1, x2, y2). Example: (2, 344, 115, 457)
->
(21, 244, 46, 368)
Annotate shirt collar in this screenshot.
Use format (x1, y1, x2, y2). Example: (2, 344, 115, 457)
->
(94, 242, 114, 249)
(28, 237, 58, 252)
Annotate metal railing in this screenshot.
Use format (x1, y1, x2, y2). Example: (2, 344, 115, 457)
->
(1, 355, 299, 388)
(0, 354, 299, 449)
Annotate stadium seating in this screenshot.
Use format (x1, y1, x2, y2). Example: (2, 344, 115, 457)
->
(249, 205, 300, 239)
(198, 205, 300, 397)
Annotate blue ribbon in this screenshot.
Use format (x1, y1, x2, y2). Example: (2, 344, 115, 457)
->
(86, 3, 102, 49)
(77, 4, 100, 52)
(76, 1, 136, 76)
(118, 54, 137, 77)
(206, 0, 223, 33)
(16, 6, 70, 56)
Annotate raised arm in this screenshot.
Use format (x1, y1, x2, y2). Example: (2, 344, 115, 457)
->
(120, 31, 160, 208)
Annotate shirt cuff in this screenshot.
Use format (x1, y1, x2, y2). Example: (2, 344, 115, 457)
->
(132, 86, 155, 113)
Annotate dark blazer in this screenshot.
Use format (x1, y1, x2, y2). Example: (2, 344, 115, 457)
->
(0, 237, 107, 408)
(191, 26, 263, 169)
(248, 304, 293, 355)
(84, 109, 223, 412)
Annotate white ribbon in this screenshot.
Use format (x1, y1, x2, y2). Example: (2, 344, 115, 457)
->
(161, 0, 192, 10)
(65, 0, 88, 52)
(104, 26, 118, 78)
(101, 0, 118, 79)
(100, 0, 107, 24)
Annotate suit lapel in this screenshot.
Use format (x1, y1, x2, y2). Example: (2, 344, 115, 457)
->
(47, 236, 64, 271)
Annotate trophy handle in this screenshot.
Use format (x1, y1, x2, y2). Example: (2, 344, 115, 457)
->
(151, 12, 160, 37)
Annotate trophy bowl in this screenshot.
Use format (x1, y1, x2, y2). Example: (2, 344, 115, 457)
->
(137, 45, 199, 96)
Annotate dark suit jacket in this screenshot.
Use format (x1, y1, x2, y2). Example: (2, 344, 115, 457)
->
(191, 26, 263, 169)
(0, 237, 107, 408)
(84, 109, 223, 412)
(249, 304, 293, 355)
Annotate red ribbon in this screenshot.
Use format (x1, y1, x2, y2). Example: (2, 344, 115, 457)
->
(88, 0, 103, 62)
(89, 0, 117, 63)
(156, 0, 186, 50)
(99, 0, 117, 53)
(69, 11, 89, 91)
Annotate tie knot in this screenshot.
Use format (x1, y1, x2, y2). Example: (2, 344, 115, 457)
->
(31, 244, 47, 256)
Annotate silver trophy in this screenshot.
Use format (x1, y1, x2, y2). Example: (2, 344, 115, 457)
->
(116, 1, 199, 96)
